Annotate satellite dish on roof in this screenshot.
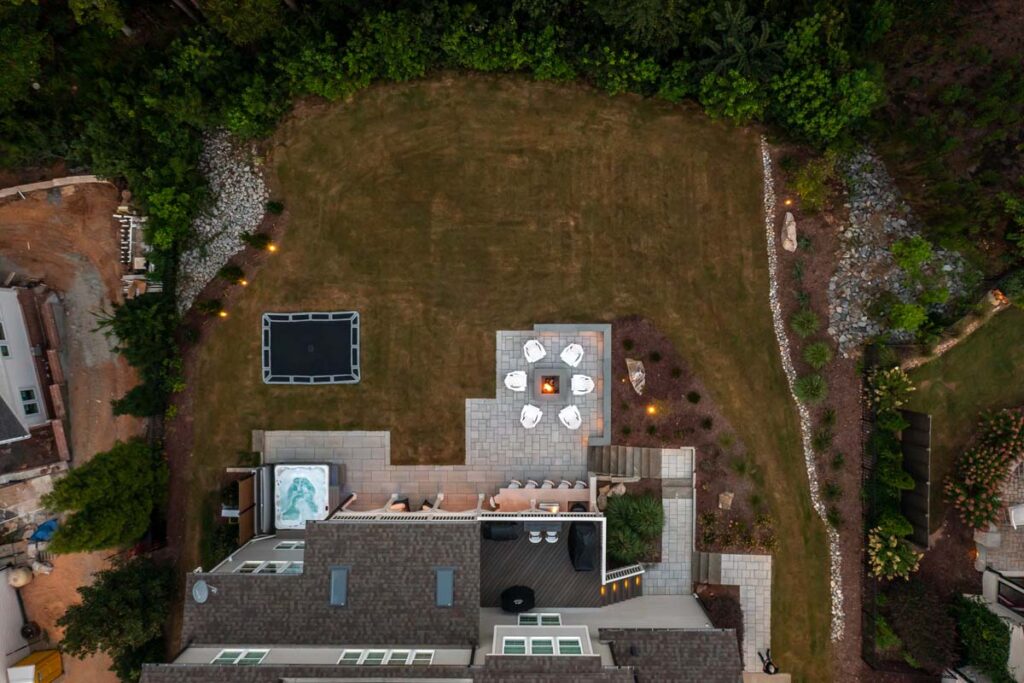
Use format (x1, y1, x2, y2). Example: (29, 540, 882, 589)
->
(192, 580, 216, 604)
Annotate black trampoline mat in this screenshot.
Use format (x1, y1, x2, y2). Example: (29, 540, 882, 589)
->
(262, 312, 360, 384)
(270, 320, 352, 375)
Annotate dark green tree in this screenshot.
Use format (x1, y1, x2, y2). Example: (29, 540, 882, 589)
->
(0, 6, 48, 115)
(204, 0, 286, 45)
(42, 440, 168, 553)
(586, 0, 708, 55)
(58, 558, 174, 682)
(701, 1, 782, 78)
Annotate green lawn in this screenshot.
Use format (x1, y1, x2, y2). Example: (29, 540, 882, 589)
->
(908, 306, 1024, 530)
(182, 75, 831, 679)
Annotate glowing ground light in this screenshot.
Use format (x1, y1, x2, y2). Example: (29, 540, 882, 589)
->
(239, 279, 249, 286)
(784, 198, 793, 206)
(646, 405, 657, 416)
(267, 243, 278, 252)
(218, 310, 228, 318)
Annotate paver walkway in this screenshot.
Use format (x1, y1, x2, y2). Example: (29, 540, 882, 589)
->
(720, 553, 772, 671)
(641, 449, 694, 595)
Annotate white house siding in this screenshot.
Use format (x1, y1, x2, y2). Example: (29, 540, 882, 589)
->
(0, 289, 47, 430)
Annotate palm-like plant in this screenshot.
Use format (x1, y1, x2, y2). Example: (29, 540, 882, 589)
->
(701, 1, 783, 78)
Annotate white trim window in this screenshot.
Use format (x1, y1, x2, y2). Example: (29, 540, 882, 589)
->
(502, 638, 527, 655)
(517, 613, 562, 626)
(337, 649, 435, 666)
(274, 541, 305, 550)
(530, 638, 555, 655)
(557, 637, 583, 655)
(18, 388, 38, 416)
(234, 560, 302, 575)
(211, 649, 268, 665)
(502, 636, 582, 656)
(0, 322, 8, 358)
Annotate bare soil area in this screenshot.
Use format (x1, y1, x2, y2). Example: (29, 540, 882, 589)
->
(0, 183, 144, 683)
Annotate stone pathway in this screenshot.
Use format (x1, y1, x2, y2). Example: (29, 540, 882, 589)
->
(720, 553, 772, 672)
(640, 449, 694, 595)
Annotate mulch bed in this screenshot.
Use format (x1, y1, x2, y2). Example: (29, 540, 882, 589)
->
(696, 583, 744, 658)
(609, 316, 772, 554)
(768, 142, 867, 679)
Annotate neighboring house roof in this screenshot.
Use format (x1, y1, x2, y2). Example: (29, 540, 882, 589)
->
(601, 628, 743, 683)
(0, 395, 28, 445)
(181, 522, 480, 647)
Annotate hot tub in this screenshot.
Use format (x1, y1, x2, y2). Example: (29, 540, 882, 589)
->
(274, 464, 331, 530)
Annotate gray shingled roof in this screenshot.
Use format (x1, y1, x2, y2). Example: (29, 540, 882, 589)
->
(0, 395, 28, 444)
(601, 628, 743, 682)
(181, 522, 480, 647)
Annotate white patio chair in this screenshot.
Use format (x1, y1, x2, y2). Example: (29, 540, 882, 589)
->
(529, 531, 542, 544)
(574, 480, 587, 489)
(525, 479, 539, 489)
(541, 480, 555, 489)
(560, 343, 584, 367)
(504, 370, 527, 392)
(557, 480, 571, 489)
(544, 531, 558, 544)
(558, 405, 582, 430)
(1011, 504, 1024, 529)
(523, 339, 547, 363)
(520, 404, 542, 429)
(571, 374, 595, 395)
(508, 479, 522, 489)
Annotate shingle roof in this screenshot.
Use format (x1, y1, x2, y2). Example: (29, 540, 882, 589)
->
(601, 628, 743, 682)
(181, 521, 480, 647)
(0, 395, 28, 444)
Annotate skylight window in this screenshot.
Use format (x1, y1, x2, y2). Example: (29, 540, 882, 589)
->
(531, 638, 555, 655)
(211, 649, 268, 665)
(502, 638, 527, 655)
(435, 567, 454, 607)
(557, 637, 583, 655)
(330, 566, 349, 606)
(517, 613, 562, 626)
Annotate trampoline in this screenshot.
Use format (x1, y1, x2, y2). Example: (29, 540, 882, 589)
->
(262, 311, 360, 384)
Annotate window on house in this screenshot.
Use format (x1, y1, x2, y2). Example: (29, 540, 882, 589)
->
(338, 650, 362, 665)
(518, 613, 562, 626)
(330, 566, 349, 606)
(281, 562, 303, 575)
(998, 580, 1024, 616)
(235, 561, 262, 574)
(19, 388, 38, 416)
(361, 650, 386, 666)
(411, 650, 434, 665)
(502, 638, 527, 655)
(557, 638, 583, 655)
(0, 323, 7, 357)
(386, 650, 411, 665)
(211, 649, 268, 665)
(274, 541, 305, 550)
(435, 567, 454, 607)
(256, 561, 288, 574)
(531, 638, 555, 655)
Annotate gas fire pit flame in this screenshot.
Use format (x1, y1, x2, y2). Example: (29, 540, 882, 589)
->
(541, 376, 559, 395)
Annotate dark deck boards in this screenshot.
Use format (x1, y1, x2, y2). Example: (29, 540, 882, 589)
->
(480, 522, 601, 608)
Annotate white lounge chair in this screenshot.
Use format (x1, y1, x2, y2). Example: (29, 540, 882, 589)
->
(558, 405, 582, 430)
(529, 531, 543, 544)
(560, 343, 584, 368)
(573, 480, 587, 489)
(520, 404, 542, 429)
(508, 479, 522, 489)
(1011, 504, 1024, 529)
(523, 339, 547, 363)
(504, 370, 527, 392)
(571, 374, 595, 395)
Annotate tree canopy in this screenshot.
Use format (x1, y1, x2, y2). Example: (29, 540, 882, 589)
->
(43, 439, 167, 553)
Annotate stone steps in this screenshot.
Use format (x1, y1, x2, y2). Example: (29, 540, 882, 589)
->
(692, 551, 722, 585)
(588, 446, 663, 479)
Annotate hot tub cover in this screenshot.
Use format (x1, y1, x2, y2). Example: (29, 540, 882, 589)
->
(274, 464, 330, 529)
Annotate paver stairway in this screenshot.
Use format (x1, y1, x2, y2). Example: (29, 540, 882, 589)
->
(691, 551, 722, 585)
(587, 445, 663, 478)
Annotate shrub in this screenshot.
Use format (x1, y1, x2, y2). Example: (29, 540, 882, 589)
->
(811, 426, 834, 452)
(686, 391, 701, 404)
(265, 199, 284, 214)
(890, 236, 933, 278)
(952, 595, 1014, 682)
(790, 308, 821, 338)
(884, 580, 957, 673)
(621, 425, 632, 435)
(794, 374, 827, 403)
(701, 416, 714, 430)
(868, 367, 915, 413)
(698, 69, 767, 123)
(888, 302, 927, 332)
(803, 341, 833, 369)
(622, 338, 634, 350)
(946, 409, 1024, 529)
(57, 557, 175, 682)
(998, 267, 1024, 307)
(605, 494, 664, 542)
(646, 425, 657, 435)
(875, 614, 902, 652)
(195, 299, 223, 316)
(217, 264, 244, 283)
(607, 526, 648, 565)
(793, 155, 837, 212)
(42, 440, 167, 553)
(648, 351, 661, 363)
(868, 526, 921, 580)
(823, 481, 842, 502)
(241, 231, 272, 249)
(826, 506, 842, 528)
(671, 367, 682, 378)
(831, 451, 845, 469)
(822, 407, 837, 428)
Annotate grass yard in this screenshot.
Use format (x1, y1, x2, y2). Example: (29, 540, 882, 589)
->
(908, 306, 1024, 531)
(182, 75, 831, 679)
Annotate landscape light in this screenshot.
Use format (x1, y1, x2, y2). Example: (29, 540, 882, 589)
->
(239, 279, 249, 286)
(218, 310, 228, 318)
(267, 243, 278, 253)
(646, 405, 656, 416)
(783, 198, 793, 206)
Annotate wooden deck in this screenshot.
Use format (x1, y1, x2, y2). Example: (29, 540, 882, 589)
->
(480, 522, 601, 608)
